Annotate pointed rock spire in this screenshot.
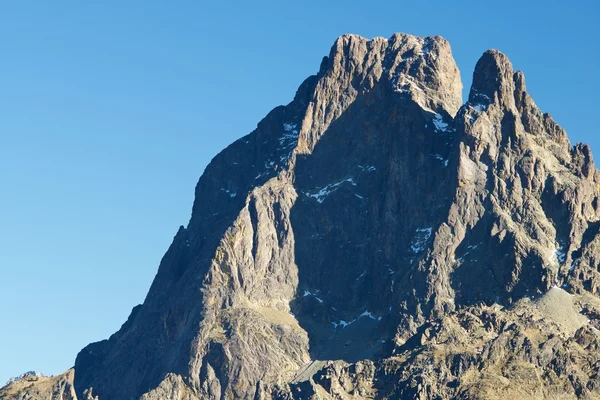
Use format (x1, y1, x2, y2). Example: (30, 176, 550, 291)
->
(297, 33, 462, 154)
(469, 49, 516, 110)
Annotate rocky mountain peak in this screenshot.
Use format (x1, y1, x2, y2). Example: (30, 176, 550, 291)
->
(296, 33, 462, 155)
(5, 32, 600, 400)
(469, 49, 516, 110)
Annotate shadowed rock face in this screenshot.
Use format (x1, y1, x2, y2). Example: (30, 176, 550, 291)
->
(5, 33, 600, 400)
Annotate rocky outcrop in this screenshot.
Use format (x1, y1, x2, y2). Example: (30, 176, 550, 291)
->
(4, 33, 599, 400)
(286, 297, 599, 400)
(0, 369, 76, 400)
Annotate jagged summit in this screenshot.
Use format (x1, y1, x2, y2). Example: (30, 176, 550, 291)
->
(296, 32, 462, 154)
(5, 33, 600, 400)
(469, 49, 515, 107)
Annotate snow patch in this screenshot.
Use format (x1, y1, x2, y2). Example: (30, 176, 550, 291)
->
(420, 39, 432, 56)
(471, 103, 487, 112)
(278, 122, 300, 163)
(569, 258, 580, 272)
(360, 310, 382, 321)
(303, 290, 323, 303)
(332, 320, 350, 328)
(410, 228, 433, 253)
(221, 188, 236, 198)
(553, 245, 567, 264)
(255, 171, 269, 180)
(331, 310, 382, 329)
(432, 154, 449, 167)
(470, 90, 492, 111)
(392, 73, 424, 94)
(305, 178, 356, 203)
(432, 113, 449, 132)
(455, 243, 482, 262)
(283, 123, 298, 132)
(358, 165, 377, 172)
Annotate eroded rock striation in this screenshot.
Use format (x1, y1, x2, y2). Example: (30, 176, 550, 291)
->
(4, 33, 600, 400)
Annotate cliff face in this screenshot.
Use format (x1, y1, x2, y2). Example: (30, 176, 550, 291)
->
(5, 33, 600, 400)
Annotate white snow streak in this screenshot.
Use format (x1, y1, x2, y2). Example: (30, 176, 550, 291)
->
(306, 178, 357, 203)
(410, 228, 433, 253)
(432, 113, 449, 132)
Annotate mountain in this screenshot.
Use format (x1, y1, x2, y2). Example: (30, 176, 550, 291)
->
(3, 33, 600, 400)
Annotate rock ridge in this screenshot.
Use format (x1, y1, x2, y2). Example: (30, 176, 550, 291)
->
(4, 32, 600, 400)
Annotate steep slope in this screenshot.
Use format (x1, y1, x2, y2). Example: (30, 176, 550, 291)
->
(72, 33, 466, 400)
(4, 33, 599, 400)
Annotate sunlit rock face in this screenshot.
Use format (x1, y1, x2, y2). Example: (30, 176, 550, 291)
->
(5, 33, 600, 400)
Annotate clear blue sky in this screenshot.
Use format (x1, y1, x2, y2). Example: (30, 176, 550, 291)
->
(0, 0, 598, 384)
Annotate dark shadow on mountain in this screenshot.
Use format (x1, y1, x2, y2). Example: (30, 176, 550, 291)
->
(289, 82, 458, 362)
